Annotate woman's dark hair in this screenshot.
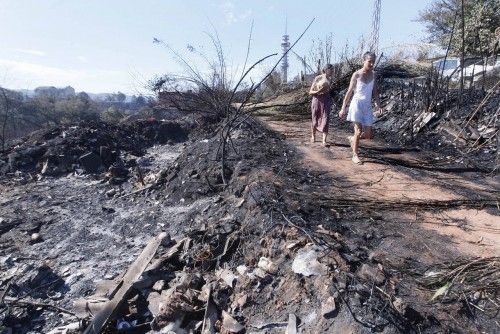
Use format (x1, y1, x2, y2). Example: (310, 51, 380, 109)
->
(363, 52, 376, 60)
(322, 63, 334, 74)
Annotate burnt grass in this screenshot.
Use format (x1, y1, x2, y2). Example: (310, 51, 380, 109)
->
(0, 110, 498, 333)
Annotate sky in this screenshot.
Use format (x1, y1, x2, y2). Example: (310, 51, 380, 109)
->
(0, 0, 435, 94)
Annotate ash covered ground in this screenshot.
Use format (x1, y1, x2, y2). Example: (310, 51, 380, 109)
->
(0, 81, 499, 334)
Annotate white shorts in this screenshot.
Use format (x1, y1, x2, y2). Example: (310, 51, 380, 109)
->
(347, 98, 374, 126)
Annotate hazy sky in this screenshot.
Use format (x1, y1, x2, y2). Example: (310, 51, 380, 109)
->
(0, 0, 434, 94)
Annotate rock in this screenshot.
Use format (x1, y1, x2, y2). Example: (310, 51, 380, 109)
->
(221, 310, 245, 333)
(30, 233, 42, 243)
(101, 206, 115, 214)
(78, 152, 104, 173)
(154, 319, 187, 334)
(198, 283, 211, 303)
(321, 296, 337, 318)
(108, 166, 129, 178)
(236, 265, 248, 276)
(358, 264, 385, 285)
(253, 268, 268, 279)
(152, 280, 166, 291)
(106, 189, 117, 197)
(147, 291, 163, 315)
(236, 294, 248, 308)
(104, 273, 115, 280)
(393, 297, 406, 314)
(216, 268, 238, 288)
(472, 291, 482, 302)
(258, 257, 277, 274)
(292, 246, 327, 277)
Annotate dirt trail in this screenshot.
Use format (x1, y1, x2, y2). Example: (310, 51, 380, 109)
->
(259, 114, 500, 259)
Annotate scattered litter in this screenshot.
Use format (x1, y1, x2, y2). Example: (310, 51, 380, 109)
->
(222, 310, 245, 333)
(258, 257, 278, 274)
(292, 246, 327, 277)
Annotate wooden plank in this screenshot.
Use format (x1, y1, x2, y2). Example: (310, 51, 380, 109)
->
(201, 287, 217, 334)
(83, 232, 168, 334)
(285, 313, 298, 334)
(413, 111, 436, 134)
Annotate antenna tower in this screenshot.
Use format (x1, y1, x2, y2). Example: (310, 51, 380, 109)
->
(281, 17, 290, 83)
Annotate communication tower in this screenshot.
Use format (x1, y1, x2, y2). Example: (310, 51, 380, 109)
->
(281, 17, 290, 83)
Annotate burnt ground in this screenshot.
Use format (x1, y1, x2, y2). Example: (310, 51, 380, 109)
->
(0, 105, 499, 333)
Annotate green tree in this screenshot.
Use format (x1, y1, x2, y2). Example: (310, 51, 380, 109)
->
(0, 88, 29, 150)
(418, 0, 500, 56)
(101, 106, 124, 123)
(54, 96, 98, 123)
(0, 88, 14, 150)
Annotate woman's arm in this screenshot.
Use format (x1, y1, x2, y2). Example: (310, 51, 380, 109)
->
(373, 77, 384, 115)
(339, 72, 357, 117)
(308, 75, 320, 95)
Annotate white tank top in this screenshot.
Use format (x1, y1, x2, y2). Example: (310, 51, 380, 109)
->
(352, 76, 374, 101)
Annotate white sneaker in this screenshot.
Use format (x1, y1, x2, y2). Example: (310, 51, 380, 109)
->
(352, 155, 362, 165)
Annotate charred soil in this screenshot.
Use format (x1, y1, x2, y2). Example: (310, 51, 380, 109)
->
(0, 103, 499, 333)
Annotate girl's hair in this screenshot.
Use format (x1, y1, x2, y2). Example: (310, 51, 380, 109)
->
(363, 52, 376, 60)
(322, 63, 334, 74)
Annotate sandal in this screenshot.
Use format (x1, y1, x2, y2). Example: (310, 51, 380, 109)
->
(352, 155, 362, 165)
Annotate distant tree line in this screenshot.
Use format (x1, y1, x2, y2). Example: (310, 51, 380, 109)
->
(0, 86, 155, 151)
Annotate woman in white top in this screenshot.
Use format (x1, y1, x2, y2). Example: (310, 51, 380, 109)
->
(339, 52, 383, 164)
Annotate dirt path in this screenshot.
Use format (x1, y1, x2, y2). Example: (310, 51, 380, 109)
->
(259, 114, 500, 259)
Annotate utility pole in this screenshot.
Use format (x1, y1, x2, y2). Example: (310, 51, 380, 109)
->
(369, 0, 382, 55)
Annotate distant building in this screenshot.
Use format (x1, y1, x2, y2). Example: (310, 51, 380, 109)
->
(34, 86, 75, 98)
(431, 56, 500, 82)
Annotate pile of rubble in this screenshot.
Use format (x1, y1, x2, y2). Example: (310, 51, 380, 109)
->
(376, 81, 499, 168)
(0, 119, 195, 182)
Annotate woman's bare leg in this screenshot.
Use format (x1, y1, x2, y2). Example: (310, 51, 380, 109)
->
(311, 125, 316, 142)
(360, 126, 373, 140)
(352, 123, 362, 164)
(322, 132, 327, 146)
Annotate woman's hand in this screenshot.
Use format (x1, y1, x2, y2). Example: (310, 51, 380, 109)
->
(339, 108, 346, 118)
(374, 106, 384, 117)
